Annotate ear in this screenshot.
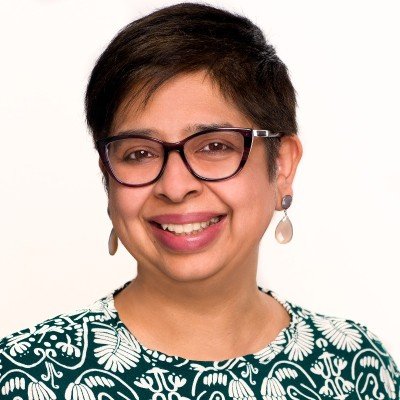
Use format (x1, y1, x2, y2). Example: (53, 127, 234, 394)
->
(275, 135, 303, 211)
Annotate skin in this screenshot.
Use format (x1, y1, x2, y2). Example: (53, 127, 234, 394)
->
(99, 69, 303, 361)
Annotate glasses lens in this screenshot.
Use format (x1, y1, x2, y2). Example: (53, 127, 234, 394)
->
(106, 137, 163, 185)
(105, 130, 245, 185)
(185, 130, 244, 179)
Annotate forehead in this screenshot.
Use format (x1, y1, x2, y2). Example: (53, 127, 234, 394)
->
(110, 70, 253, 140)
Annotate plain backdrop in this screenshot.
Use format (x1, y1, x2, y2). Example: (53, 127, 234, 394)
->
(0, 0, 399, 364)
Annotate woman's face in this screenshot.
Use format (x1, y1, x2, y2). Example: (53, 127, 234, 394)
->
(105, 70, 296, 283)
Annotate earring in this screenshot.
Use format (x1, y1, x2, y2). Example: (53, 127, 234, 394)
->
(275, 195, 293, 244)
(108, 227, 118, 255)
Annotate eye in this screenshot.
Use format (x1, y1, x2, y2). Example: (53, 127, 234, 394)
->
(124, 149, 157, 162)
(200, 142, 231, 152)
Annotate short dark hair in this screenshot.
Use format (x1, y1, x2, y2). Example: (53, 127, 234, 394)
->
(85, 2, 298, 194)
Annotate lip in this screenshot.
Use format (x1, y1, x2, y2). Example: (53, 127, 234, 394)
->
(148, 212, 227, 225)
(148, 214, 227, 253)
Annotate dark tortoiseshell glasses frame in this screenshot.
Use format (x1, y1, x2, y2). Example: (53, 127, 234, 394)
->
(95, 127, 284, 187)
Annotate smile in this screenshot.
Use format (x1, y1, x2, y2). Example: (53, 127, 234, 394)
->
(157, 216, 223, 235)
(148, 215, 227, 252)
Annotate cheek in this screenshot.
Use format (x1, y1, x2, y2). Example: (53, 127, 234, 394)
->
(215, 165, 274, 235)
(108, 182, 148, 226)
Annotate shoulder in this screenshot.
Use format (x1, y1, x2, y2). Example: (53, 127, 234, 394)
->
(296, 300, 397, 357)
(0, 294, 115, 398)
(0, 293, 114, 348)
(284, 298, 400, 399)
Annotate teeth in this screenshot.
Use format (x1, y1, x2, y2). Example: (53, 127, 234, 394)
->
(160, 216, 221, 235)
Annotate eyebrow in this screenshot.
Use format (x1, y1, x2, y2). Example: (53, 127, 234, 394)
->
(113, 122, 236, 137)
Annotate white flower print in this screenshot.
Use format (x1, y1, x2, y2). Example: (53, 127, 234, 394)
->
(253, 331, 286, 364)
(9, 340, 32, 357)
(311, 353, 354, 397)
(27, 380, 57, 400)
(5, 330, 35, 357)
(134, 367, 190, 399)
(1, 282, 398, 400)
(312, 315, 363, 352)
(93, 324, 141, 372)
(65, 382, 96, 400)
(260, 376, 287, 400)
(55, 333, 81, 357)
(284, 319, 314, 361)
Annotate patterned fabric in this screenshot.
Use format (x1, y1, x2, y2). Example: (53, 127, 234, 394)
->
(1, 279, 399, 400)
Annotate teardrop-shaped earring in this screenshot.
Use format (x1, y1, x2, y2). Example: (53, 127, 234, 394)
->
(275, 195, 293, 244)
(108, 227, 118, 255)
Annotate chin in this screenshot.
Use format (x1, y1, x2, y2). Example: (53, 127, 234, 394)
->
(157, 260, 223, 283)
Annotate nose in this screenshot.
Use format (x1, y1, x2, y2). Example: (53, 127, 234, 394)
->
(152, 150, 203, 203)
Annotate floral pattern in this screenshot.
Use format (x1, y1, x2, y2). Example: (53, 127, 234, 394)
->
(0, 279, 399, 399)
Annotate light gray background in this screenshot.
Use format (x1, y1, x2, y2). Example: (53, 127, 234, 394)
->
(1, 0, 399, 364)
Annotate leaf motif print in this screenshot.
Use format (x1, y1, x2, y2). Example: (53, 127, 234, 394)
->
(360, 355, 379, 369)
(83, 375, 115, 388)
(312, 315, 363, 352)
(379, 364, 397, 399)
(275, 367, 298, 381)
(353, 321, 400, 397)
(260, 376, 287, 400)
(228, 377, 256, 400)
(1, 376, 27, 396)
(117, 325, 141, 354)
(202, 372, 228, 386)
(65, 382, 96, 400)
(93, 324, 141, 373)
(1, 282, 398, 400)
(253, 330, 286, 364)
(27, 381, 57, 400)
(284, 319, 314, 362)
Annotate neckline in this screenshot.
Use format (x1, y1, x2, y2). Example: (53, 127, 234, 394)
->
(104, 279, 299, 366)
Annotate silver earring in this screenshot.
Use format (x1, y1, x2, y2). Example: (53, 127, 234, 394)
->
(275, 195, 293, 244)
(108, 227, 118, 255)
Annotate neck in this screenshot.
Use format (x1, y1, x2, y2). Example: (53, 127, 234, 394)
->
(113, 249, 278, 360)
(128, 246, 261, 311)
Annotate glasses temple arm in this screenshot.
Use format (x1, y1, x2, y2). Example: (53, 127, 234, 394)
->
(252, 129, 283, 138)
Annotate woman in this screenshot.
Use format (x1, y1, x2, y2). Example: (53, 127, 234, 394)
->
(0, 2, 398, 399)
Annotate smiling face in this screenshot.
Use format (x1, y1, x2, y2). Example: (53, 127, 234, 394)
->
(104, 70, 281, 284)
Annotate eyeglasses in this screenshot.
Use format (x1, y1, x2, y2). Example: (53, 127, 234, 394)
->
(95, 127, 283, 187)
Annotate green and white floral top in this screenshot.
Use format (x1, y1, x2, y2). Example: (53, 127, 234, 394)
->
(0, 279, 399, 400)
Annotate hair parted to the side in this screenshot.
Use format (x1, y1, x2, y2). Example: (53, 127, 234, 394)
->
(85, 2, 298, 195)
